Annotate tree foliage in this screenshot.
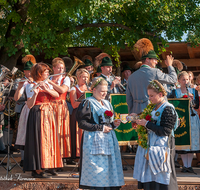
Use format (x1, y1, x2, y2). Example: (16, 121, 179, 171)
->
(0, 0, 200, 68)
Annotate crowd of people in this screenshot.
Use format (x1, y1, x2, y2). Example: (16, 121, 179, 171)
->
(0, 37, 199, 190)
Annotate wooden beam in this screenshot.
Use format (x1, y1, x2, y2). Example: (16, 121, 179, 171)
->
(187, 43, 195, 59)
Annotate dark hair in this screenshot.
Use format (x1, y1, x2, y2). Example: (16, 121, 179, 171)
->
(31, 62, 50, 81)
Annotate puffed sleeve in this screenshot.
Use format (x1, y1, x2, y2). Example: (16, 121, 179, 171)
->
(194, 89, 199, 109)
(146, 106, 176, 136)
(76, 100, 104, 131)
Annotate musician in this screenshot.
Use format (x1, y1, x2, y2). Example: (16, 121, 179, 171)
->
(82, 55, 94, 75)
(99, 57, 121, 98)
(23, 63, 62, 178)
(69, 68, 90, 160)
(121, 64, 132, 90)
(14, 57, 35, 167)
(169, 71, 200, 173)
(48, 57, 71, 160)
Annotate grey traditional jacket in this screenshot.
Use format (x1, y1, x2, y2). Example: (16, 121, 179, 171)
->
(126, 65, 177, 114)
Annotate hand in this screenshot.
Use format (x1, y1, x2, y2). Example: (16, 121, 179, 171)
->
(111, 78, 120, 89)
(33, 88, 39, 95)
(165, 55, 174, 67)
(18, 81, 25, 89)
(132, 123, 137, 129)
(188, 93, 194, 100)
(136, 119, 148, 127)
(114, 119, 121, 127)
(39, 82, 48, 91)
(103, 126, 112, 133)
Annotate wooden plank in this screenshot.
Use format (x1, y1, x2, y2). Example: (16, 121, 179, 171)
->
(187, 44, 196, 59)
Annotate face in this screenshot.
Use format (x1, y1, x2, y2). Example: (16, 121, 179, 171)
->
(93, 85, 108, 101)
(178, 75, 189, 87)
(188, 73, 193, 82)
(24, 70, 31, 78)
(101, 66, 112, 76)
(148, 89, 163, 104)
(85, 66, 93, 74)
(42, 69, 49, 80)
(78, 72, 89, 85)
(123, 70, 131, 79)
(53, 63, 65, 74)
(147, 58, 158, 68)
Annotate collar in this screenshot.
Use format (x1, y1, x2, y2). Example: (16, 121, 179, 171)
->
(101, 73, 111, 80)
(140, 64, 151, 68)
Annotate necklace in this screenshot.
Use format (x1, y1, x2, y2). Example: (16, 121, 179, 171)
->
(155, 99, 165, 110)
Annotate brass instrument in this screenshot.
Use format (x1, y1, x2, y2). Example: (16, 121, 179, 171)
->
(67, 56, 85, 77)
(4, 99, 16, 117)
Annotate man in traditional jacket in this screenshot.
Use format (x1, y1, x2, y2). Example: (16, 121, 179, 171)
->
(121, 64, 132, 91)
(100, 57, 122, 96)
(126, 50, 177, 114)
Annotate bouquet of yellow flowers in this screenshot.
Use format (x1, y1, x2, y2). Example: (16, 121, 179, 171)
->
(136, 103, 155, 149)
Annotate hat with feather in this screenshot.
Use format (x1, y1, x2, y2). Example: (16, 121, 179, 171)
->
(22, 54, 36, 70)
(172, 59, 183, 75)
(82, 55, 93, 67)
(94, 53, 111, 68)
(132, 38, 157, 60)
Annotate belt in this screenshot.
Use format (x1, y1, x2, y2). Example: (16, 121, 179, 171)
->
(133, 98, 148, 103)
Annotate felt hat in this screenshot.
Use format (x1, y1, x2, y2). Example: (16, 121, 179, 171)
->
(121, 65, 133, 72)
(101, 57, 113, 67)
(24, 61, 34, 70)
(84, 59, 93, 67)
(141, 50, 158, 60)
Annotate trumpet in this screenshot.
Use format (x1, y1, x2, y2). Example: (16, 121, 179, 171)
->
(110, 73, 126, 92)
(30, 72, 66, 92)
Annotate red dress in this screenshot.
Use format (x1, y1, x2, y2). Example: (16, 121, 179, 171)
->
(24, 86, 63, 171)
(51, 77, 71, 158)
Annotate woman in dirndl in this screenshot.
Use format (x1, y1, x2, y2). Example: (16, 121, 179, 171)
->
(48, 57, 71, 158)
(69, 68, 90, 160)
(169, 71, 200, 173)
(23, 63, 63, 178)
(76, 77, 124, 189)
(132, 80, 178, 190)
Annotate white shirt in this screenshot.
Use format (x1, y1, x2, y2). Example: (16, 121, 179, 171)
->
(26, 81, 53, 98)
(50, 75, 70, 91)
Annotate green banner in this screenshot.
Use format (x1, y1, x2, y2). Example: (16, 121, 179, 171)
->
(110, 94, 138, 145)
(168, 98, 191, 150)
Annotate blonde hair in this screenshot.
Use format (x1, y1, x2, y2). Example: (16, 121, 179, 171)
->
(147, 80, 167, 96)
(52, 57, 65, 68)
(76, 68, 90, 81)
(188, 71, 194, 84)
(178, 71, 189, 80)
(90, 77, 108, 90)
(196, 74, 200, 85)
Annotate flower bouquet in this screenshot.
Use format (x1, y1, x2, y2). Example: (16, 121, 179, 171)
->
(136, 103, 155, 149)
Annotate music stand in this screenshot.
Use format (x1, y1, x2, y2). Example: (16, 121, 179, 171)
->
(0, 80, 23, 174)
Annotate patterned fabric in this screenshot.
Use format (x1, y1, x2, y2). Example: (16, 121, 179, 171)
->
(80, 130, 124, 187)
(134, 102, 178, 185)
(84, 97, 114, 155)
(40, 103, 63, 168)
(51, 100, 71, 158)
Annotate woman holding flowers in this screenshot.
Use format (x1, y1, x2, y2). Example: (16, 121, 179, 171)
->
(76, 77, 124, 190)
(169, 71, 200, 173)
(132, 80, 178, 190)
